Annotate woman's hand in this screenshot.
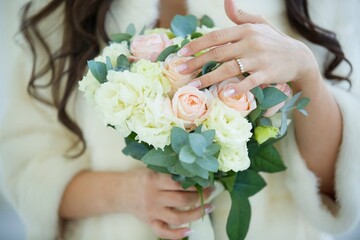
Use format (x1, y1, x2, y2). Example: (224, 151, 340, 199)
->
(119, 168, 214, 239)
(176, 0, 319, 95)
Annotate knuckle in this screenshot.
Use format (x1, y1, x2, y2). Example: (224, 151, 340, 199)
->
(248, 76, 259, 88)
(209, 31, 222, 43)
(211, 47, 225, 61)
(224, 61, 239, 75)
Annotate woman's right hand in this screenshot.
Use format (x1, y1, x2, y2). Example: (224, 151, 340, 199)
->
(119, 168, 214, 240)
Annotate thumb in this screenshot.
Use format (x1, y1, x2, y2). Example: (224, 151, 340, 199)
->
(224, 0, 267, 25)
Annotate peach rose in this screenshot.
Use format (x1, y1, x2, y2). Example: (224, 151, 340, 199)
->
(163, 54, 201, 96)
(261, 83, 292, 117)
(210, 77, 256, 117)
(130, 33, 172, 62)
(172, 86, 213, 129)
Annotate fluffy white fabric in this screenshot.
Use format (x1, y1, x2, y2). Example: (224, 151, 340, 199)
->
(1, 0, 359, 239)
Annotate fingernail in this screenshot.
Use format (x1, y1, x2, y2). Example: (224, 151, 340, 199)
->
(224, 88, 236, 97)
(183, 229, 194, 237)
(187, 80, 201, 88)
(177, 47, 189, 57)
(205, 204, 216, 214)
(175, 63, 187, 73)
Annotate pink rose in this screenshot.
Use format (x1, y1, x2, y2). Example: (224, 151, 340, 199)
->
(261, 83, 292, 117)
(172, 86, 213, 129)
(210, 77, 256, 117)
(163, 54, 201, 96)
(130, 33, 172, 62)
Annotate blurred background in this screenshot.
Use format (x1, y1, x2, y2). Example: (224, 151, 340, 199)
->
(0, 0, 359, 239)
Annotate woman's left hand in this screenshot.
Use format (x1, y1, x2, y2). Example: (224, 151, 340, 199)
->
(176, 0, 319, 94)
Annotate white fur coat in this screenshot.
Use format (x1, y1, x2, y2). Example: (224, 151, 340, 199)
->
(1, 0, 360, 239)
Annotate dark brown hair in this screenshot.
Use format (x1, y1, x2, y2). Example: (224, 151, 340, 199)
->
(20, 0, 352, 157)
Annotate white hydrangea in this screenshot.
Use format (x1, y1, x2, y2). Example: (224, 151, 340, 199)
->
(202, 99, 253, 172)
(78, 70, 100, 103)
(96, 42, 130, 66)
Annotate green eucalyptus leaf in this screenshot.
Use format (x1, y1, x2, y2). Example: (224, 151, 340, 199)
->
(226, 194, 251, 240)
(105, 56, 113, 71)
(201, 129, 215, 147)
(296, 97, 310, 110)
(171, 127, 189, 153)
(180, 161, 209, 179)
(122, 135, 151, 160)
(169, 162, 195, 178)
(142, 146, 177, 167)
(190, 32, 203, 39)
(258, 117, 272, 127)
(139, 25, 147, 35)
(233, 169, 266, 197)
(87, 60, 107, 83)
(126, 23, 136, 36)
(147, 165, 171, 174)
(200, 15, 215, 28)
(283, 91, 302, 112)
(193, 176, 210, 187)
(181, 178, 197, 189)
(172, 174, 186, 183)
(189, 133, 207, 157)
(279, 107, 289, 136)
(202, 61, 218, 75)
(179, 145, 197, 163)
(251, 145, 286, 173)
(195, 156, 219, 172)
(181, 39, 190, 47)
(110, 33, 133, 43)
(250, 86, 264, 104)
(205, 143, 221, 156)
(248, 106, 263, 123)
(170, 14, 198, 38)
(194, 125, 203, 133)
(260, 87, 288, 110)
(116, 54, 130, 71)
(156, 45, 179, 62)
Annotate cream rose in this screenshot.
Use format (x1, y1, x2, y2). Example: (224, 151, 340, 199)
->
(95, 42, 130, 66)
(163, 54, 200, 96)
(130, 33, 173, 62)
(171, 86, 213, 129)
(218, 144, 250, 172)
(262, 83, 292, 117)
(210, 77, 256, 117)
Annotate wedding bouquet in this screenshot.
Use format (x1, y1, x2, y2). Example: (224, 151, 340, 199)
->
(79, 15, 309, 240)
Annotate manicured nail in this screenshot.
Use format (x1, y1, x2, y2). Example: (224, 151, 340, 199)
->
(224, 88, 236, 97)
(183, 229, 194, 237)
(175, 63, 187, 73)
(205, 204, 216, 214)
(188, 80, 201, 88)
(177, 47, 189, 56)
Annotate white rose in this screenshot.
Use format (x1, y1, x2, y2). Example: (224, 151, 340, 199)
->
(78, 70, 100, 102)
(202, 99, 252, 172)
(218, 144, 250, 172)
(96, 42, 130, 66)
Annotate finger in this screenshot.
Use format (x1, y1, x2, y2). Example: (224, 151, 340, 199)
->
(155, 173, 197, 191)
(190, 60, 241, 88)
(161, 204, 215, 226)
(180, 41, 244, 74)
(159, 191, 200, 208)
(226, 71, 267, 94)
(224, 0, 268, 25)
(177, 25, 242, 57)
(151, 220, 193, 240)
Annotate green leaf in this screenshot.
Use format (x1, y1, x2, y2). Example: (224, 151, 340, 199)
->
(139, 25, 147, 35)
(251, 145, 286, 173)
(226, 194, 251, 240)
(220, 172, 237, 192)
(260, 87, 288, 110)
(87, 60, 107, 83)
(205, 143, 221, 156)
(200, 129, 215, 147)
(110, 33, 133, 43)
(296, 97, 310, 110)
(122, 135, 151, 160)
(147, 165, 171, 174)
(181, 39, 190, 48)
(142, 146, 178, 167)
(195, 156, 219, 172)
(181, 178, 197, 189)
(180, 161, 209, 179)
(258, 117, 272, 127)
(156, 45, 179, 62)
(188, 133, 207, 157)
(193, 176, 210, 187)
(116, 54, 130, 72)
(169, 162, 195, 178)
(283, 91, 302, 112)
(233, 169, 266, 197)
(250, 86, 264, 104)
(171, 127, 189, 153)
(248, 106, 263, 123)
(200, 15, 215, 28)
(190, 32, 203, 39)
(126, 23, 136, 36)
(105, 56, 113, 71)
(298, 108, 309, 116)
(170, 14, 198, 38)
(179, 145, 197, 164)
(202, 61, 218, 75)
